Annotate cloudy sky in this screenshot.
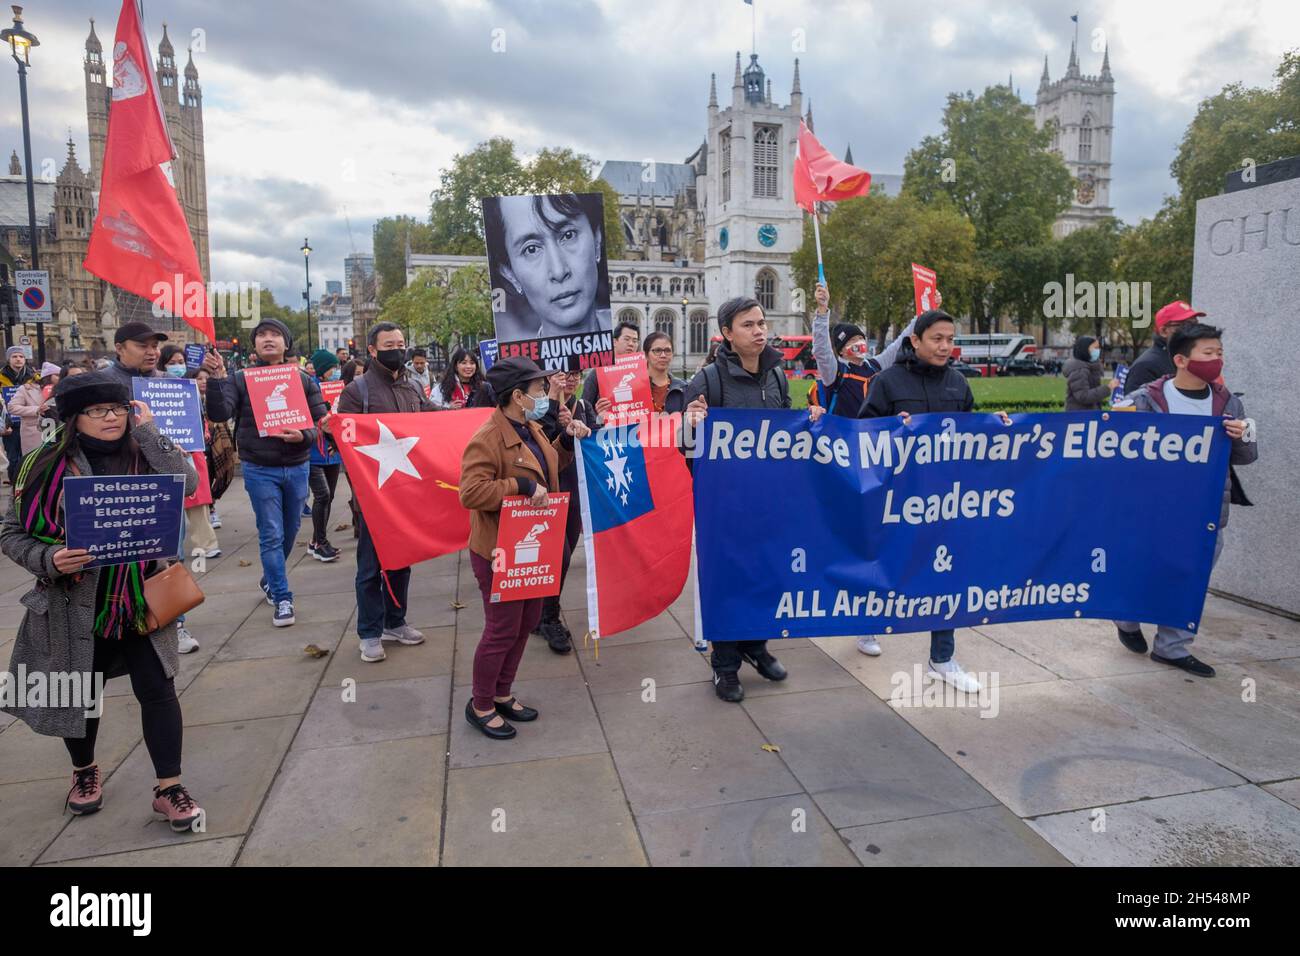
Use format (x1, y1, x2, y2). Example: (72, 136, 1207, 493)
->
(4, 0, 1297, 306)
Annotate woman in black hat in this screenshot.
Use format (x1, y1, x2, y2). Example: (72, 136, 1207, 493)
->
(0, 372, 206, 831)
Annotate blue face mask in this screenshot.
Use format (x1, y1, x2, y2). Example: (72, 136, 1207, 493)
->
(165, 364, 186, 377)
(524, 394, 550, 422)
(1089, 348, 1101, 362)
(325, 368, 341, 381)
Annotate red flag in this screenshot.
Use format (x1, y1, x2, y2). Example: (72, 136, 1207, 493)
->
(793, 121, 872, 212)
(83, 0, 213, 341)
(576, 419, 694, 638)
(334, 409, 493, 570)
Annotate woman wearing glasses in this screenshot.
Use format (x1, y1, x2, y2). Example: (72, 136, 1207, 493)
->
(1, 372, 205, 832)
(642, 331, 688, 414)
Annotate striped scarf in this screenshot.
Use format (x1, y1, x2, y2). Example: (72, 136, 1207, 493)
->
(15, 433, 148, 640)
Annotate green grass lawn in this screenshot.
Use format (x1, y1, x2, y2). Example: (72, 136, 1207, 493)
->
(790, 373, 1065, 411)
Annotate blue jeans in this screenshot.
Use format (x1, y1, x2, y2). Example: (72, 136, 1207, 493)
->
(930, 629, 955, 664)
(355, 513, 409, 640)
(243, 462, 310, 603)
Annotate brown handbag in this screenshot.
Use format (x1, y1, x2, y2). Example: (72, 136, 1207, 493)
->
(143, 562, 205, 632)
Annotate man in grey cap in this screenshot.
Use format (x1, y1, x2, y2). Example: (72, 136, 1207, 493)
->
(203, 316, 327, 628)
(106, 321, 167, 385)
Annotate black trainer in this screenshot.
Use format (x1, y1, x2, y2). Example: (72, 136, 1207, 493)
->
(1116, 625, 1147, 654)
(741, 649, 788, 681)
(1150, 652, 1215, 678)
(713, 669, 744, 702)
(544, 620, 572, 655)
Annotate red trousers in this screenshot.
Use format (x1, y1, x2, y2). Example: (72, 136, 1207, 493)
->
(470, 551, 544, 711)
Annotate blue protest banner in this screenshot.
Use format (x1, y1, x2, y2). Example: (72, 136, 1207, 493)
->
(184, 342, 207, 368)
(692, 410, 1231, 641)
(2, 386, 18, 426)
(132, 378, 204, 452)
(63, 474, 186, 569)
(480, 338, 498, 372)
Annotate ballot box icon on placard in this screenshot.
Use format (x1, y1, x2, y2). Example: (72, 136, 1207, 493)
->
(612, 372, 636, 404)
(266, 383, 289, 412)
(514, 521, 548, 564)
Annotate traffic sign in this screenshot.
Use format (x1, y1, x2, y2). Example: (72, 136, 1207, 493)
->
(15, 270, 52, 323)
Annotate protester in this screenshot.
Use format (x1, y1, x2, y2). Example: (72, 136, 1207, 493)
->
(582, 320, 641, 411)
(332, 322, 435, 661)
(858, 309, 1011, 692)
(8, 367, 51, 458)
(1, 372, 203, 831)
(1123, 301, 1203, 396)
(405, 347, 432, 395)
(1063, 335, 1114, 411)
(336, 346, 351, 367)
(194, 367, 235, 531)
(159, 345, 189, 379)
(1112, 322, 1257, 677)
(533, 369, 599, 653)
(459, 357, 591, 738)
(338, 358, 364, 538)
(642, 331, 688, 413)
(105, 321, 166, 385)
(683, 296, 824, 702)
(202, 317, 327, 627)
(0, 346, 32, 484)
(432, 347, 483, 410)
(304, 349, 343, 563)
(811, 282, 920, 419)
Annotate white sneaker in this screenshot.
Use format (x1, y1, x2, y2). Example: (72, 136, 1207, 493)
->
(381, 624, 425, 645)
(209, 509, 222, 529)
(177, 626, 200, 654)
(359, 638, 386, 662)
(856, 636, 882, 656)
(205, 548, 222, 559)
(928, 658, 982, 693)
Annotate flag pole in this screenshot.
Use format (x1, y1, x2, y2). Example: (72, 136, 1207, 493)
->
(811, 207, 826, 287)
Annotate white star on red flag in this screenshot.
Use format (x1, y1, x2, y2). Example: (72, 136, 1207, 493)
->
(355, 421, 421, 488)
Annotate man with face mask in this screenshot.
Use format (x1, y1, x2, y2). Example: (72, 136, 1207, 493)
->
(810, 282, 920, 420)
(332, 322, 437, 663)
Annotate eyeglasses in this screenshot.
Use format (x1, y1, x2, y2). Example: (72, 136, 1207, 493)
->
(80, 403, 132, 420)
(649, 348, 673, 356)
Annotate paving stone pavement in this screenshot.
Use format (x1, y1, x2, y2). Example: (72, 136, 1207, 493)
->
(2, 478, 1299, 866)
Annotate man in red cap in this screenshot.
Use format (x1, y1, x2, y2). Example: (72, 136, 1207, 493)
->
(1122, 301, 1204, 397)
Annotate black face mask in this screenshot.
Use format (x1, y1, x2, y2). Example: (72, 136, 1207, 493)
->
(375, 349, 405, 372)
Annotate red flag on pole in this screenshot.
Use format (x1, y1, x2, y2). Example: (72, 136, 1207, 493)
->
(83, 0, 214, 341)
(333, 409, 493, 570)
(793, 121, 872, 212)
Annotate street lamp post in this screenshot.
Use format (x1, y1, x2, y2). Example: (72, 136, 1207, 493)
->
(681, 295, 689, 380)
(301, 238, 312, 353)
(3, 5, 44, 366)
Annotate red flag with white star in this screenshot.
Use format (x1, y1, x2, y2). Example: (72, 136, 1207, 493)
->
(333, 409, 492, 569)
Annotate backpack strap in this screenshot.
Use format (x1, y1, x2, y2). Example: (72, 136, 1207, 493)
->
(356, 374, 370, 414)
(703, 361, 724, 408)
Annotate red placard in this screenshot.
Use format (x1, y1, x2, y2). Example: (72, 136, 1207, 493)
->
(594, 353, 652, 427)
(490, 493, 570, 602)
(243, 364, 313, 436)
(911, 263, 937, 316)
(318, 379, 345, 410)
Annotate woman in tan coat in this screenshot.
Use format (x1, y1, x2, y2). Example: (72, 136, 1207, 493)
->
(459, 358, 591, 739)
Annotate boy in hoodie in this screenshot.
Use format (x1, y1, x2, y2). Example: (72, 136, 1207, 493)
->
(1112, 322, 1256, 677)
(810, 282, 920, 420)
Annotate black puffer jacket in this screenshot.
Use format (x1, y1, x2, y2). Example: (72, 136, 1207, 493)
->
(859, 345, 974, 417)
(206, 362, 327, 467)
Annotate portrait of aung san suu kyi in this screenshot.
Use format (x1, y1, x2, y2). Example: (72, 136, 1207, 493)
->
(483, 192, 613, 345)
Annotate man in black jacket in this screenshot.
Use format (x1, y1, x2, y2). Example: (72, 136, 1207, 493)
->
(682, 296, 824, 702)
(1123, 300, 1204, 396)
(860, 309, 1009, 694)
(104, 321, 166, 386)
(202, 317, 327, 627)
(332, 322, 436, 663)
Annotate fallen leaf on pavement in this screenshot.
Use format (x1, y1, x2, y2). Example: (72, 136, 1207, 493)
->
(335, 523, 351, 532)
(760, 743, 781, 753)
(450, 601, 465, 610)
(239, 559, 251, 567)
(303, 644, 329, 658)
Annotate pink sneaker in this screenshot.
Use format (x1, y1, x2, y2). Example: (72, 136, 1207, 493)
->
(66, 765, 103, 815)
(152, 783, 203, 832)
